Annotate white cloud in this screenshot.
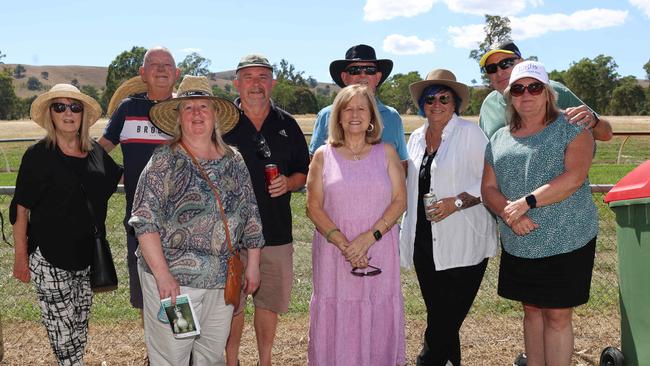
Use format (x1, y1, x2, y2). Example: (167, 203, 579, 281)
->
(448, 8, 628, 48)
(443, 0, 527, 16)
(180, 48, 202, 53)
(364, 0, 435, 21)
(383, 34, 435, 55)
(630, 0, 650, 17)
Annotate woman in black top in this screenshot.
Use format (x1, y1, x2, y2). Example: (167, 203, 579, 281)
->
(11, 84, 122, 365)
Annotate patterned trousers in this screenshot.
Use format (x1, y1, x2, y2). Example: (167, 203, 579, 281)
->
(30, 248, 92, 366)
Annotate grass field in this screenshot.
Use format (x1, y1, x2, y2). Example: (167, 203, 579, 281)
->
(0, 116, 648, 364)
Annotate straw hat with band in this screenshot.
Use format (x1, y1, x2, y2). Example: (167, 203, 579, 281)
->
(329, 44, 393, 88)
(106, 76, 149, 117)
(409, 69, 470, 115)
(149, 75, 240, 136)
(30, 83, 102, 129)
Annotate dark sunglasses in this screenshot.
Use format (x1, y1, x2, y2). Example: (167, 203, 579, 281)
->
(483, 57, 518, 74)
(345, 65, 378, 76)
(50, 102, 84, 114)
(351, 261, 382, 277)
(424, 94, 451, 105)
(510, 82, 545, 97)
(253, 133, 271, 159)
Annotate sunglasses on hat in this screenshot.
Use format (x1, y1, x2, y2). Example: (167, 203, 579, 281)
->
(50, 102, 84, 114)
(510, 82, 545, 97)
(345, 65, 378, 76)
(424, 94, 451, 105)
(483, 57, 518, 74)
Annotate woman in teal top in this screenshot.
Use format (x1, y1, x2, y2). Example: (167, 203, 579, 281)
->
(482, 61, 598, 366)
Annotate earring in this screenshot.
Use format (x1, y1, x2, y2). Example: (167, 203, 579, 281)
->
(367, 123, 375, 133)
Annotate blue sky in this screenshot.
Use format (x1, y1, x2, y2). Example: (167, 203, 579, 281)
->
(2, 0, 649, 86)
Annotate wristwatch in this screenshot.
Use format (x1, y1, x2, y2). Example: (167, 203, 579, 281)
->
(454, 197, 463, 210)
(372, 230, 383, 241)
(525, 194, 537, 209)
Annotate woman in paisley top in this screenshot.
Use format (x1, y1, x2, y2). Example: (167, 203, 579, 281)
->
(129, 76, 264, 365)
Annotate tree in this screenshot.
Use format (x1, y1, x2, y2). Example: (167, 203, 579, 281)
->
(307, 76, 318, 88)
(0, 70, 18, 119)
(13, 64, 26, 79)
(377, 72, 422, 114)
(0, 50, 5, 64)
(644, 59, 650, 80)
(178, 52, 211, 78)
(564, 55, 619, 114)
(41, 71, 49, 80)
(609, 76, 646, 115)
(101, 46, 147, 112)
(70, 78, 80, 88)
(274, 59, 307, 86)
(212, 84, 238, 102)
(547, 69, 567, 85)
(27, 76, 43, 91)
(469, 15, 512, 84)
(80, 85, 101, 102)
(466, 87, 493, 115)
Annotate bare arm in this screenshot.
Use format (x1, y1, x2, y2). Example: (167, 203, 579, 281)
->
(243, 248, 260, 294)
(137, 231, 180, 304)
(12, 204, 30, 283)
(564, 106, 613, 141)
(269, 172, 307, 197)
(97, 136, 116, 153)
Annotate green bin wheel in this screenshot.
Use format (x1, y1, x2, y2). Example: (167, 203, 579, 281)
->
(513, 352, 527, 366)
(600, 347, 624, 366)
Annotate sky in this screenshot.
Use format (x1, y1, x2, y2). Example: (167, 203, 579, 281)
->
(2, 0, 649, 86)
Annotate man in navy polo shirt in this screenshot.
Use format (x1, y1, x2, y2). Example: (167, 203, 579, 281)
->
(98, 46, 179, 312)
(223, 54, 309, 366)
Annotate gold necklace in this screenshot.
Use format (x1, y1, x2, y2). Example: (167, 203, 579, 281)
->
(346, 144, 366, 161)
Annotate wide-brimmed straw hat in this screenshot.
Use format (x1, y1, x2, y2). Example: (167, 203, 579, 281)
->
(149, 75, 240, 136)
(106, 76, 149, 117)
(30, 84, 102, 129)
(408, 69, 470, 113)
(329, 44, 393, 88)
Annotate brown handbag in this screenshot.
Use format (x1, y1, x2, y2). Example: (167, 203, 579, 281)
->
(181, 142, 244, 309)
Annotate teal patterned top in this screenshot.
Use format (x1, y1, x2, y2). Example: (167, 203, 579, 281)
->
(129, 144, 264, 288)
(485, 116, 598, 259)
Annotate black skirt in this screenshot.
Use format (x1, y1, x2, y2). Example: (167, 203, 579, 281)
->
(498, 237, 596, 308)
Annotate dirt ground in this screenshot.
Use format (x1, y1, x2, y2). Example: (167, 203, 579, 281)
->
(1, 313, 620, 365)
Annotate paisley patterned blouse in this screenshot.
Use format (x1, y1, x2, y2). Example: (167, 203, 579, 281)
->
(129, 144, 264, 289)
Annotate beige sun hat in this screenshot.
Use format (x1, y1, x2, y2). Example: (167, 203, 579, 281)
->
(408, 69, 469, 113)
(149, 75, 240, 136)
(106, 76, 149, 117)
(30, 84, 102, 129)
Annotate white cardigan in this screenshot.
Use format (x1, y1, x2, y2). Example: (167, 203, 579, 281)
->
(399, 115, 498, 270)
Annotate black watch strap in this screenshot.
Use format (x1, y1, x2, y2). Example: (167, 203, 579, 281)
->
(373, 230, 382, 241)
(525, 194, 537, 209)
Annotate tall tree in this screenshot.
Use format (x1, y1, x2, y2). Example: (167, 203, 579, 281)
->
(80, 85, 101, 103)
(564, 55, 619, 114)
(0, 70, 18, 119)
(377, 72, 422, 114)
(274, 59, 307, 86)
(644, 59, 650, 80)
(102, 46, 147, 112)
(609, 76, 646, 115)
(178, 52, 211, 78)
(13, 64, 26, 79)
(466, 87, 493, 115)
(469, 15, 512, 84)
(0, 50, 6, 64)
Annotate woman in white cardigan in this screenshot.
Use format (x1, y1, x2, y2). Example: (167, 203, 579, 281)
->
(399, 69, 498, 366)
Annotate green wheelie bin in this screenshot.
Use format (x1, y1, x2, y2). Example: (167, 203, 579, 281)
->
(601, 160, 650, 366)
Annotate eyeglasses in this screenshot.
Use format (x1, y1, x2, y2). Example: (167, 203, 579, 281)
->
(50, 102, 83, 113)
(253, 133, 271, 159)
(350, 260, 382, 277)
(483, 57, 519, 74)
(345, 65, 378, 76)
(510, 82, 545, 97)
(424, 94, 451, 105)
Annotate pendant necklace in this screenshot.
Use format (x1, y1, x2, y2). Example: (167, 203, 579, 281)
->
(346, 144, 365, 161)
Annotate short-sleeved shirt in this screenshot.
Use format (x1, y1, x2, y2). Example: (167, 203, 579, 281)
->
(129, 144, 264, 289)
(309, 98, 408, 161)
(223, 100, 310, 246)
(102, 93, 171, 216)
(485, 116, 598, 259)
(479, 80, 595, 139)
(10, 140, 123, 270)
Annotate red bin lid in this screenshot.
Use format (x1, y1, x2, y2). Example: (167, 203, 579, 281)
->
(604, 160, 650, 203)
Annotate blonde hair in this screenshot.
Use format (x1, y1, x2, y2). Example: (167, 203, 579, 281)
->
(169, 99, 234, 156)
(327, 85, 383, 147)
(505, 83, 560, 132)
(43, 98, 93, 152)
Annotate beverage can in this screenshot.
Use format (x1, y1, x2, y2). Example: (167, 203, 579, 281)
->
(423, 192, 437, 221)
(264, 164, 279, 187)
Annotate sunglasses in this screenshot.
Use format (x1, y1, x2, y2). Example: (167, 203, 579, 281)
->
(253, 133, 271, 159)
(50, 102, 84, 114)
(424, 94, 451, 105)
(345, 65, 378, 76)
(483, 57, 519, 74)
(351, 258, 382, 277)
(510, 82, 545, 97)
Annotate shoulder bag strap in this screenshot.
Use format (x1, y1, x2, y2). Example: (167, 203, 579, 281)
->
(179, 141, 235, 255)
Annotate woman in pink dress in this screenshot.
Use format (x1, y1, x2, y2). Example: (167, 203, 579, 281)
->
(306, 84, 407, 366)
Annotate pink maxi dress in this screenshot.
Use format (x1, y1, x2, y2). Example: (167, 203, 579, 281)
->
(308, 143, 406, 366)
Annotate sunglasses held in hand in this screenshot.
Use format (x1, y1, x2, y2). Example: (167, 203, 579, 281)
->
(351, 258, 382, 277)
(345, 65, 378, 76)
(50, 102, 84, 114)
(510, 82, 545, 97)
(483, 57, 518, 74)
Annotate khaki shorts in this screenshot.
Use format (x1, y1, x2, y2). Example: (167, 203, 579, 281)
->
(235, 243, 294, 315)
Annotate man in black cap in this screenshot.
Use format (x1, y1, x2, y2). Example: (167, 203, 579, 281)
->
(223, 54, 310, 366)
(478, 40, 612, 141)
(309, 44, 408, 169)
